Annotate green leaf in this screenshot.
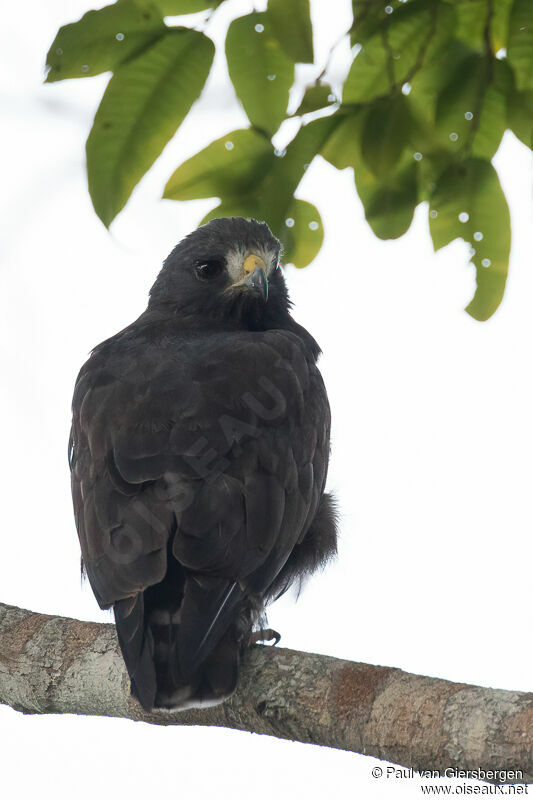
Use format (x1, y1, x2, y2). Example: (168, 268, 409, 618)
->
(435, 55, 510, 159)
(442, 0, 512, 53)
(226, 12, 294, 135)
(152, 0, 221, 12)
(429, 158, 510, 320)
(322, 109, 418, 238)
(360, 157, 418, 239)
(294, 83, 337, 115)
(344, 0, 445, 104)
(361, 94, 411, 177)
(508, 0, 533, 90)
(507, 88, 533, 148)
(86, 29, 214, 226)
(321, 109, 364, 169)
(45, 0, 165, 82)
(258, 116, 339, 225)
(351, 0, 404, 44)
(343, 35, 390, 103)
(267, 0, 314, 64)
(280, 199, 323, 267)
(164, 128, 273, 200)
(451, 0, 486, 52)
(406, 35, 467, 128)
(492, 0, 513, 52)
(201, 196, 264, 229)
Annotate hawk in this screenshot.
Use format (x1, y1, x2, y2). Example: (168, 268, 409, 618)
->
(69, 217, 337, 711)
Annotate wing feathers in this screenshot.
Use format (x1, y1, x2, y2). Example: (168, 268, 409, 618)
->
(71, 326, 333, 710)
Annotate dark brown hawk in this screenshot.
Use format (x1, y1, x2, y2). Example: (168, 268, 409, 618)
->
(69, 217, 337, 711)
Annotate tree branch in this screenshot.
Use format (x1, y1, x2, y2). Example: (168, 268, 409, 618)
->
(0, 601, 531, 783)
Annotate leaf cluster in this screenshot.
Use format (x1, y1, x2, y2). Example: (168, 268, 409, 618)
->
(46, 0, 533, 318)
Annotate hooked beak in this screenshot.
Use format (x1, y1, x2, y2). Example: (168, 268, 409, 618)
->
(244, 265, 268, 301)
(242, 253, 268, 301)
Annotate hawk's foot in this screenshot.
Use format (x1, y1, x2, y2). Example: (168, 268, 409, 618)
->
(249, 628, 281, 646)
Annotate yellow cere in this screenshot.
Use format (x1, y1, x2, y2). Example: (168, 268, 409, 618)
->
(242, 253, 266, 276)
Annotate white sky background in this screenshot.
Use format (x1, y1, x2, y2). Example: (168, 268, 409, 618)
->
(1, 0, 533, 796)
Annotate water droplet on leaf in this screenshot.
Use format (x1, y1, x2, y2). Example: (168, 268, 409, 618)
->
(482, 258, 491, 267)
(429, 210, 438, 219)
(385, 5, 393, 14)
(464, 111, 473, 121)
(458, 212, 469, 223)
(473, 231, 483, 241)
(267, 74, 276, 81)
(309, 221, 319, 231)
(56, 48, 63, 56)
(225, 141, 234, 150)
(81, 65, 89, 72)
(402, 82, 411, 95)
(116, 32, 125, 41)
(285, 218, 295, 228)
(449, 132, 458, 141)
(413, 152, 422, 161)
(255, 23, 264, 33)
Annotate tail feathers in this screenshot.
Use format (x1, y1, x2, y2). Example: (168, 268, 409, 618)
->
(114, 574, 248, 712)
(177, 576, 244, 679)
(114, 595, 156, 711)
(154, 623, 241, 711)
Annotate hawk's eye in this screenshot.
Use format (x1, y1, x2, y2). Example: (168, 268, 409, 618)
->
(194, 259, 225, 281)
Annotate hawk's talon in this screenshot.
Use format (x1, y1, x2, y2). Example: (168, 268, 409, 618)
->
(249, 628, 281, 646)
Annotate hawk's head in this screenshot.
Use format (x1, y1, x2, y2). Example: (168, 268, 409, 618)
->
(148, 217, 290, 326)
